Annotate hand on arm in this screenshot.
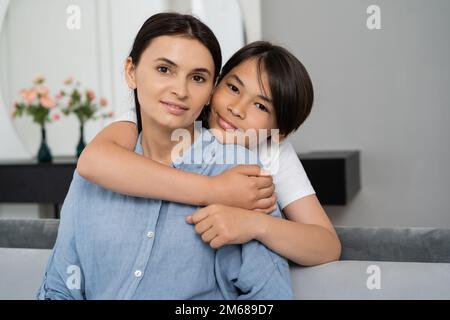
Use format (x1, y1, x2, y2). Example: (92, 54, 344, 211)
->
(187, 195, 342, 266)
(77, 121, 276, 210)
(186, 204, 273, 249)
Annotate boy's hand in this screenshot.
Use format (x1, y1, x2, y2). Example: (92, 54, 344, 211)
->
(209, 165, 276, 213)
(186, 204, 272, 249)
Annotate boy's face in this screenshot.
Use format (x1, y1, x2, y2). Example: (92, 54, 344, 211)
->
(208, 58, 282, 149)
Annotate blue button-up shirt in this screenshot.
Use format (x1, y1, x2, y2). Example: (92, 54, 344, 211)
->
(37, 127, 293, 300)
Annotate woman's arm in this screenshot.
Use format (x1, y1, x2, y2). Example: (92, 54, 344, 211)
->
(77, 121, 276, 210)
(187, 194, 341, 266)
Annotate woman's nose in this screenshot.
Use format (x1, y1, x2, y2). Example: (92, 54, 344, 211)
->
(171, 78, 188, 100)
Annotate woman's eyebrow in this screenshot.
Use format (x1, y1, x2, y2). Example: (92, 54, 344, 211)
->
(155, 57, 177, 67)
(155, 57, 211, 76)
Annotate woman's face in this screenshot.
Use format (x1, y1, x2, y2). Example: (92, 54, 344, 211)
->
(126, 35, 215, 132)
(208, 58, 280, 148)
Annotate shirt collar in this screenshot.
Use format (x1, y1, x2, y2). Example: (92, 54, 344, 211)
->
(134, 125, 216, 169)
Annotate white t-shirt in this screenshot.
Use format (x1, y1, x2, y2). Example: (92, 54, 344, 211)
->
(114, 110, 315, 209)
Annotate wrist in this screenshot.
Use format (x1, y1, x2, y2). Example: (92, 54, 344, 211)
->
(200, 176, 216, 206)
(252, 212, 270, 241)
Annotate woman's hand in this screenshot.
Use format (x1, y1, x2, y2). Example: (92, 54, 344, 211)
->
(208, 165, 276, 213)
(185, 204, 272, 249)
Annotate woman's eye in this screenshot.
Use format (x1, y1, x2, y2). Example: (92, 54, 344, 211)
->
(227, 84, 239, 93)
(192, 75, 206, 83)
(157, 66, 169, 74)
(256, 103, 269, 112)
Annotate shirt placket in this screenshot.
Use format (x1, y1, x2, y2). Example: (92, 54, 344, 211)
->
(122, 199, 163, 299)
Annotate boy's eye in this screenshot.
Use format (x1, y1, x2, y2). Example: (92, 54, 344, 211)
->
(227, 83, 239, 93)
(255, 103, 269, 113)
(192, 75, 206, 83)
(157, 66, 169, 73)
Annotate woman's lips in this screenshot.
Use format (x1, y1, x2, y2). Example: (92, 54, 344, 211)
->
(161, 101, 188, 116)
(217, 115, 237, 130)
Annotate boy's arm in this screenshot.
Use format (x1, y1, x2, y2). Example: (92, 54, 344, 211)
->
(37, 174, 86, 300)
(77, 121, 275, 210)
(78, 121, 213, 205)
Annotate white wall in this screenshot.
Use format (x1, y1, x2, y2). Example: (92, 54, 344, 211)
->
(261, 0, 450, 228)
(0, 0, 254, 219)
(0, 0, 167, 218)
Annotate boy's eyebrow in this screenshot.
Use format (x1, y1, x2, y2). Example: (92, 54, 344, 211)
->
(155, 58, 211, 76)
(258, 94, 273, 104)
(230, 74, 273, 104)
(230, 74, 245, 87)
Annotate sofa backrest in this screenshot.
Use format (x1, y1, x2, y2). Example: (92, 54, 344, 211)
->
(2, 219, 450, 263)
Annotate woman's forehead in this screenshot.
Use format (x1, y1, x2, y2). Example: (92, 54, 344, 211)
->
(140, 35, 215, 72)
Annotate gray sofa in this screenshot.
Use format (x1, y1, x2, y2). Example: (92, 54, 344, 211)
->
(1, 219, 450, 300)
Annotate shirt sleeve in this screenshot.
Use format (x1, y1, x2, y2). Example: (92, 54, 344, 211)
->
(36, 173, 86, 300)
(272, 141, 316, 209)
(214, 218, 293, 300)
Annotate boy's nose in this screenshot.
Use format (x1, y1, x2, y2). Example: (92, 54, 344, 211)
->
(227, 103, 246, 120)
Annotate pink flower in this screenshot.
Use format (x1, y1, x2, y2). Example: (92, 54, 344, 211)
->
(20, 89, 37, 105)
(86, 89, 96, 102)
(12, 101, 18, 109)
(100, 97, 108, 107)
(40, 95, 56, 109)
(33, 75, 45, 85)
(107, 111, 114, 117)
(36, 86, 49, 96)
(64, 77, 73, 85)
(55, 91, 64, 101)
(52, 113, 61, 121)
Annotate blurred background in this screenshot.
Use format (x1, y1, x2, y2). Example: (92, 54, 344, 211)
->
(1, 0, 449, 229)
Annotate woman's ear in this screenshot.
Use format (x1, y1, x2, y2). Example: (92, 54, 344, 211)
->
(124, 57, 137, 89)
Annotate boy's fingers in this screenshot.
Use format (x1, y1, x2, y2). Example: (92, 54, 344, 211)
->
(258, 185, 275, 199)
(254, 175, 273, 189)
(254, 195, 277, 210)
(186, 207, 210, 224)
(235, 164, 262, 176)
(195, 219, 213, 235)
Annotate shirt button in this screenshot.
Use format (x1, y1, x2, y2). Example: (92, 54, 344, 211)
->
(134, 270, 142, 278)
(146, 231, 154, 238)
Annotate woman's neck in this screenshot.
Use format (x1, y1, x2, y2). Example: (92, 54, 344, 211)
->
(140, 116, 196, 166)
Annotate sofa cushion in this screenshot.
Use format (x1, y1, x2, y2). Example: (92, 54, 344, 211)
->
(291, 260, 450, 299)
(1, 248, 450, 300)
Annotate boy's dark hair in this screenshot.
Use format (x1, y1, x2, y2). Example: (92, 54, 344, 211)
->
(129, 12, 222, 133)
(199, 41, 314, 136)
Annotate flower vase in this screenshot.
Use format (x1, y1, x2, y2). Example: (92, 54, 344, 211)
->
(37, 125, 52, 163)
(76, 123, 86, 158)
